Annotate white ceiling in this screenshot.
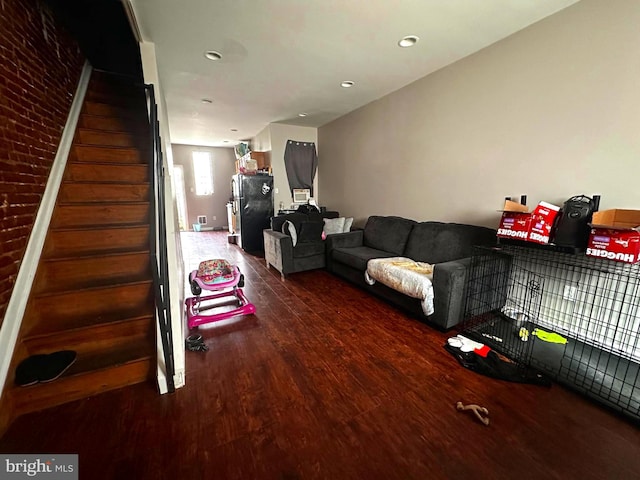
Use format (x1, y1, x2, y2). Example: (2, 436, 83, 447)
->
(130, 0, 579, 148)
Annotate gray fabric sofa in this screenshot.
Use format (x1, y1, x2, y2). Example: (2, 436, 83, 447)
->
(264, 210, 339, 279)
(326, 215, 496, 329)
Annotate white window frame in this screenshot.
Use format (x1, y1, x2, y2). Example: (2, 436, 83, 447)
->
(192, 151, 213, 196)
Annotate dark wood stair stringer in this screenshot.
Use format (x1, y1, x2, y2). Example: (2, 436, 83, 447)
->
(2, 70, 157, 425)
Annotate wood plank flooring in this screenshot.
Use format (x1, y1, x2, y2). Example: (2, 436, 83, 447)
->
(1, 231, 639, 479)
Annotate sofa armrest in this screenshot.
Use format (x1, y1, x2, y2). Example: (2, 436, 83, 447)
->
(326, 230, 364, 250)
(325, 230, 364, 271)
(263, 229, 294, 276)
(431, 257, 471, 330)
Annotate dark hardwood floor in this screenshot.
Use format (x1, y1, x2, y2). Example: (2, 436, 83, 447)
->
(1, 231, 639, 479)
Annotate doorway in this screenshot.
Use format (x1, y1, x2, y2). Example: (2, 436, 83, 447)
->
(172, 165, 188, 231)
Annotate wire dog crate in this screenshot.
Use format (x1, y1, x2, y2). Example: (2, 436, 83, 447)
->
(462, 243, 640, 421)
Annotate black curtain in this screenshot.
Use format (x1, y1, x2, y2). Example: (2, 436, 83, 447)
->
(284, 140, 317, 196)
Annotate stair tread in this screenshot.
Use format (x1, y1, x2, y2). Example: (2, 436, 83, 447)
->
(57, 200, 150, 206)
(63, 180, 149, 186)
(62, 180, 150, 185)
(81, 112, 144, 119)
(84, 93, 146, 102)
(71, 145, 149, 164)
(83, 100, 146, 110)
(12, 339, 153, 395)
(68, 160, 148, 167)
(73, 143, 148, 151)
(11, 360, 153, 416)
(49, 224, 150, 233)
(68, 339, 153, 375)
(45, 248, 150, 261)
(43, 249, 150, 261)
(37, 272, 152, 294)
(51, 223, 150, 231)
(49, 223, 149, 233)
(26, 310, 155, 340)
(78, 114, 149, 129)
(34, 278, 153, 296)
(76, 127, 147, 137)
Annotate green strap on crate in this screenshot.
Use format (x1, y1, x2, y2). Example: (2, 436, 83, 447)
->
(532, 328, 568, 345)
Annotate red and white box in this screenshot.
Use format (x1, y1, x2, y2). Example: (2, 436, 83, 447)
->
(497, 200, 560, 244)
(587, 209, 640, 263)
(528, 201, 561, 245)
(497, 200, 531, 241)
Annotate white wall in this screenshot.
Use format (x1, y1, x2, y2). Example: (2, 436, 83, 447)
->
(252, 125, 272, 152)
(318, 0, 640, 229)
(172, 144, 236, 230)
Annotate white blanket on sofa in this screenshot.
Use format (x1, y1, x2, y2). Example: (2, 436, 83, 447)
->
(364, 257, 434, 316)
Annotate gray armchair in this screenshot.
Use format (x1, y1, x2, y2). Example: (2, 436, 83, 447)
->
(264, 211, 339, 280)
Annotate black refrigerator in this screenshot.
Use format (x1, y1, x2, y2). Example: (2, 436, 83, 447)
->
(231, 174, 274, 252)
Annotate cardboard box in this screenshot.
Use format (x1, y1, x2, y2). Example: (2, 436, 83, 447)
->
(497, 200, 531, 240)
(586, 209, 640, 263)
(496, 200, 560, 244)
(250, 151, 267, 169)
(497, 211, 532, 241)
(528, 201, 561, 244)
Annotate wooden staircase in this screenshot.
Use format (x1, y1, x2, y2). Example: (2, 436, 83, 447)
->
(3, 71, 157, 423)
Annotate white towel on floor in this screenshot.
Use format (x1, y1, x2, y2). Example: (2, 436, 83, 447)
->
(447, 335, 484, 353)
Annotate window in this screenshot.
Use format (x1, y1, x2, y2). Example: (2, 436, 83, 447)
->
(192, 151, 213, 195)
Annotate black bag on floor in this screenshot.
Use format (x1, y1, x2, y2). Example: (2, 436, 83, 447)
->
(444, 344, 551, 386)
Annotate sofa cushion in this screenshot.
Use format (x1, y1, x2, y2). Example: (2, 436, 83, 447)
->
(293, 241, 326, 258)
(281, 220, 298, 246)
(343, 217, 354, 232)
(298, 221, 324, 243)
(363, 216, 416, 256)
(405, 222, 496, 264)
(324, 217, 346, 235)
(332, 246, 395, 271)
(403, 221, 445, 262)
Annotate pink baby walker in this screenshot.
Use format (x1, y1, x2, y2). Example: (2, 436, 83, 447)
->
(185, 259, 256, 329)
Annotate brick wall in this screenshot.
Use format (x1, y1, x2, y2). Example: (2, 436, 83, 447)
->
(0, 0, 84, 327)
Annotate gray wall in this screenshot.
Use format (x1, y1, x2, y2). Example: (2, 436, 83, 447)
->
(251, 123, 319, 212)
(171, 144, 236, 230)
(318, 0, 640, 228)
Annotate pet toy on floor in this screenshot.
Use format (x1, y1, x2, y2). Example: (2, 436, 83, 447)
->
(185, 259, 256, 329)
(456, 401, 490, 426)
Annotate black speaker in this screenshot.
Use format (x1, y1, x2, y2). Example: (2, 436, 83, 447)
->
(553, 195, 597, 249)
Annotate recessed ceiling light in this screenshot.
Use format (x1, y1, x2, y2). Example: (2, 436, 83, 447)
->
(204, 51, 222, 61)
(201, 98, 213, 104)
(341, 81, 355, 88)
(230, 128, 238, 132)
(298, 113, 307, 117)
(398, 35, 419, 48)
